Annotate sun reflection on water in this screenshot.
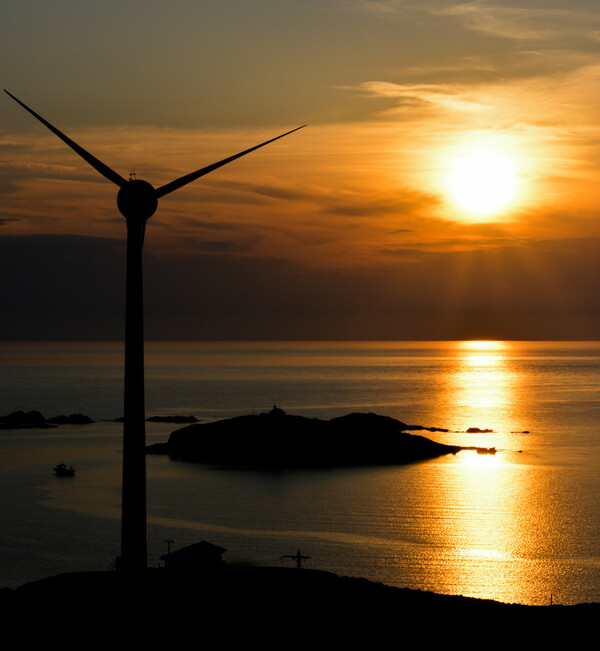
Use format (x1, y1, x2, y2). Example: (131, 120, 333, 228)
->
(445, 340, 522, 437)
(425, 341, 536, 602)
(432, 449, 528, 602)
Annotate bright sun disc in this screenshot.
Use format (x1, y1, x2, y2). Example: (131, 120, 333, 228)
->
(448, 151, 517, 217)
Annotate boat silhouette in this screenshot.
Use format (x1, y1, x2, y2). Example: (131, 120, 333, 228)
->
(54, 463, 75, 477)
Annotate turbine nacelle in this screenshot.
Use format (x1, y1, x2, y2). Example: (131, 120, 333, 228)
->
(117, 179, 158, 221)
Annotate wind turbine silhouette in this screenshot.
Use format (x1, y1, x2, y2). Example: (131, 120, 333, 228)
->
(4, 89, 304, 573)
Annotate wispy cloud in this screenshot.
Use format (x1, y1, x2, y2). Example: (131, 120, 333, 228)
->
(355, 63, 600, 134)
(437, 2, 596, 42)
(348, 0, 600, 43)
(356, 81, 489, 113)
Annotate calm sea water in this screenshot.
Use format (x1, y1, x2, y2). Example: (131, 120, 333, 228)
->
(1, 340, 600, 605)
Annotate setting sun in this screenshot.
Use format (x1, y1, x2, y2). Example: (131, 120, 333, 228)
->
(447, 149, 518, 217)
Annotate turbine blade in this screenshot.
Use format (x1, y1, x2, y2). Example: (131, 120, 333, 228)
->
(154, 125, 306, 199)
(4, 90, 128, 189)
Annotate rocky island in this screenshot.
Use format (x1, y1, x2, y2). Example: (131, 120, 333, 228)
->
(147, 406, 462, 469)
(0, 410, 94, 429)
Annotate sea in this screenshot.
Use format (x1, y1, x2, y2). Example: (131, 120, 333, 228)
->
(1, 340, 599, 606)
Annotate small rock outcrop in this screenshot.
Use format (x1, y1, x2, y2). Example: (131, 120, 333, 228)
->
(47, 414, 94, 425)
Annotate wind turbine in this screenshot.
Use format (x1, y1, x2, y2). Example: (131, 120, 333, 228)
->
(4, 89, 304, 573)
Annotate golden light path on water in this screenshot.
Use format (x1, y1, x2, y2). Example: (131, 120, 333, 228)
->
(431, 342, 523, 601)
(412, 341, 571, 604)
(449, 340, 518, 428)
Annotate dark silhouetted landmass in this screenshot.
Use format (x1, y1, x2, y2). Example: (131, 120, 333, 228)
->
(1, 567, 597, 644)
(0, 410, 93, 429)
(46, 413, 94, 425)
(0, 410, 53, 429)
(146, 408, 462, 468)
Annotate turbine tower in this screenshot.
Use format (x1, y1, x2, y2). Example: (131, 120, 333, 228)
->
(5, 89, 304, 573)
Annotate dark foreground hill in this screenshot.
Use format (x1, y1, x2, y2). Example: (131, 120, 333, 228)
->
(2, 567, 597, 645)
(147, 409, 462, 468)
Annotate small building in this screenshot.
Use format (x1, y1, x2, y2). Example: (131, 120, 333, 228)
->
(160, 541, 226, 578)
(265, 404, 286, 417)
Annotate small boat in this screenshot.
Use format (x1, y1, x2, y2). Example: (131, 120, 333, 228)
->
(54, 462, 75, 477)
(476, 447, 497, 455)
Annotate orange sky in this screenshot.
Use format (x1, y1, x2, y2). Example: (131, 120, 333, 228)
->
(2, 1, 600, 340)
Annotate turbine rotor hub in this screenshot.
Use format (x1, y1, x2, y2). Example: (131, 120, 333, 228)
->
(117, 179, 158, 221)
